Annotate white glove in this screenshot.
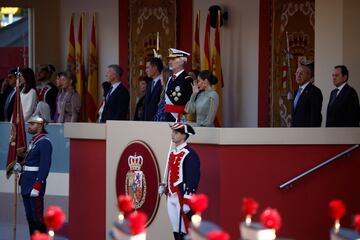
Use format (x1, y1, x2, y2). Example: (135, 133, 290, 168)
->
(183, 204, 190, 213)
(13, 162, 22, 174)
(158, 184, 166, 196)
(30, 189, 39, 197)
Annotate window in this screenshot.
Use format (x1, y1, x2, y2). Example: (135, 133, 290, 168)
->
(0, 7, 32, 79)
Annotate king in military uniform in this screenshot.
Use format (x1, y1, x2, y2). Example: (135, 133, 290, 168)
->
(159, 123, 201, 240)
(20, 115, 52, 235)
(165, 48, 193, 122)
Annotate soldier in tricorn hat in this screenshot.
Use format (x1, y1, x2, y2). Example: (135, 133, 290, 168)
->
(159, 122, 201, 239)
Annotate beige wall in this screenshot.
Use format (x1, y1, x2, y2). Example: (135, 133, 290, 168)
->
(1, 0, 60, 69)
(193, 0, 260, 127)
(316, 0, 360, 126)
(58, 0, 119, 90)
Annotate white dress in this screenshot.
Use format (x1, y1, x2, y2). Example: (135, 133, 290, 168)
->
(21, 88, 37, 121)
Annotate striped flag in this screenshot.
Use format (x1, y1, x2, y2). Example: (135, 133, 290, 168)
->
(76, 13, 85, 98)
(86, 14, 98, 122)
(202, 11, 211, 70)
(76, 13, 86, 121)
(66, 14, 76, 74)
(211, 10, 224, 127)
(192, 11, 200, 71)
(6, 71, 27, 179)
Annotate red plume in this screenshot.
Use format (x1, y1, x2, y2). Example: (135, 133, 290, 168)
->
(207, 230, 230, 240)
(329, 200, 346, 221)
(128, 211, 148, 235)
(260, 207, 282, 231)
(31, 231, 51, 240)
(189, 194, 208, 213)
(118, 195, 134, 213)
(44, 205, 66, 230)
(354, 214, 360, 233)
(242, 197, 259, 216)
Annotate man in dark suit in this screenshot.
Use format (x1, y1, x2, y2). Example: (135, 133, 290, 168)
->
(165, 48, 193, 122)
(100, 64, 130, 123)
(291, 63, 323, 127)
(1, 69, 17, 121)
(326, 65, 360, 127)
(143, 57, 163, 121)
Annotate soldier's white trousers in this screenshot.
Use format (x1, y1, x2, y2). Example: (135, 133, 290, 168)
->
(167, 192, 186, 233)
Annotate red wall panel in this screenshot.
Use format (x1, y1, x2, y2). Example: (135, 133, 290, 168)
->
(68, 139, 106, 240)
(191, 144, 360, 240)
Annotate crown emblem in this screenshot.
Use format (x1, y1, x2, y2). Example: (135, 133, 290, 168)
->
(128, 154, 143, 171)
(288, 32, 310, 56)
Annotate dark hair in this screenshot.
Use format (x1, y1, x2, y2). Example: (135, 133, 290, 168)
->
(60, 71, 77, 88)
(40, 64, 56, 73)
(20, 68, 36, 93)
(108, 64, 123, 77)
(140, 76, 152, 84)
(102, 81, 111, 97)
(198, 70, 218, 85)
(57, 71, 65, 78)
(334, 65, 349, 81)
(189, 69, 200, 78)
(149, 57, 164, 73)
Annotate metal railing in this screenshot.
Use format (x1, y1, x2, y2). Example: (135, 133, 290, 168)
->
(279, 144, 359, 189)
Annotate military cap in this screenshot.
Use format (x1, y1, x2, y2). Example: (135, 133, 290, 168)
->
(168, 48, 190, 58)
(170, 122, 195, 135)
(28, 115, 47, 124)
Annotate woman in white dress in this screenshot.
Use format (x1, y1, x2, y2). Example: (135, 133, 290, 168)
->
(20, 68, 37, 121)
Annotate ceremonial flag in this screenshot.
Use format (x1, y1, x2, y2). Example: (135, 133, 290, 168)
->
(76, 13, 85, 98)
(192, 11, 200, 71)
(66, 14, 76, 74)
(6, 71, 27, 179)
(211, 10, 224, 127)
(86, 14, 98, 122)
(202, 11, 211, 70)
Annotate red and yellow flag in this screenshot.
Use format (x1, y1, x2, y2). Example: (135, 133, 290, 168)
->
(66, 14, 76, 74)
(6, 72, 27, 179)
(86, 14, 98, 122)
(192, 11, 200, 71)
(76, 13, 85, 98)
(202, 11, 211, 71)
(211, 10, 224, 127)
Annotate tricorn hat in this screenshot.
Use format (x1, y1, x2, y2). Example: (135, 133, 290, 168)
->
(170, 122, 195, 135)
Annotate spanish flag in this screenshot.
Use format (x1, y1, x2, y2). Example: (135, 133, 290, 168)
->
(66, 14, 76, 74)
(202, 11, 211, 71)
(211, 10, 223, 127)
(76, 13, 85, 98)
(6, 72, 27, 179)
(86, 14, 98, 122)
(192, 11, 200, 71)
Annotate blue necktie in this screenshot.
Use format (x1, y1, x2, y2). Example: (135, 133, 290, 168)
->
(294, 87, 303, 109)
(106, 86, 113, 102)
(329, 88, 339, 106)
(151, 81, 156, 92)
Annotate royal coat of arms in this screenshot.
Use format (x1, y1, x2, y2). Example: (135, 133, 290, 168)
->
(125, 154, 147, 209)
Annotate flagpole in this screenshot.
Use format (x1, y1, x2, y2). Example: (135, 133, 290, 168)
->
(12, 173, 19, 240)
(12, 67, 21, 240)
